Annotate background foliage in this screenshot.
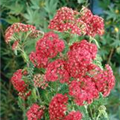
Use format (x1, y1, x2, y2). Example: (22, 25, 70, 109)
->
(1, 0, 120, 120)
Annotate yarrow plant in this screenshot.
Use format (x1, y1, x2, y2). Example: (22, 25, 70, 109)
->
(5, 6, 115, 120)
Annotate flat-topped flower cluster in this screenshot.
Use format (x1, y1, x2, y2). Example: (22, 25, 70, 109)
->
(49, 7, 104, 37)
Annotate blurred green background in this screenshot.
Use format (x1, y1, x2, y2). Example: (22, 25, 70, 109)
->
(0, 0, 120, 120)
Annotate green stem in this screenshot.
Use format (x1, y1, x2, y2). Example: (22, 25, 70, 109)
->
(88, 106, 95, 120)
(21, 50, 29, 63)
(89, 36, 100, 48)
(35, 87, 43, 103)
(23, 100, 26, 120)
(96, 112, 101, 120)
(84, 105, 91, 120)
(20, 50, 43, 104)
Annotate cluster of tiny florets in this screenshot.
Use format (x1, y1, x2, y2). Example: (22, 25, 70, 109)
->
(5, 23, 41, 43)
(66, 40, 97, 78)
(81, 7, 104, 36)
(49, 94, 68, 120)
(33, 74, 48, 89)
(11, 69, 27, 92)
(69, 76, 99, 105)
(49, 6, 104, 37)
(26, 104, 44, 120)
(45, 59, 69, 83)
(49, 7, 86, 35)
(29, 32, 65, 68)
(91, 64, 115, 97)
(11, 69, 31, 99)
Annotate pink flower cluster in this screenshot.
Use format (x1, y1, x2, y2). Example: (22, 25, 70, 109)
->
(49, 94, 82, 120)
(11, 69, 27, 92)
(69, 76, 99, 106)
(64, 111, 82, 120)
(91, 64, 115, 97)
(81, 7, 104, 36)
(11, 69, 31, 99)
(26, 104, 44, 120)
(49, 94, 68, 120)
(29, 32, 65, 68)
(49, 7, 104, 37)
(33, 74, 48, 89)
(49, 7, 86, 35)
(66, 40, 97, 78)
(45, 59, 69, 83)
(5, 23, 40, 43)
(4, 23, 43, 51)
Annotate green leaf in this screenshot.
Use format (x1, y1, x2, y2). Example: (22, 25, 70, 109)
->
(5, 15, 21, 24)
(30, 0, 41, 10)
(9, 3, 24, 15)
(24, 7, 41, 26)
(111, 39, 120, 48)
(44, 0, 58, 19)
(104, 6, 118, 21)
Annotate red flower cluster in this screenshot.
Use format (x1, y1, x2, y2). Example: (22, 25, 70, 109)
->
(81, 7, 104, 36)
(44, 39, 115, 106)
(49, 7, 86, 35)
(11, 69, 31, 99)
(26, 104, 44, 120)
(66, 40, 97, 78)
(45, 40, 97, 82)
(49, 7, 104, 37)
(29, 32, 65, 68)
(49, 94, 68, 120)
(11, 69, 27, 92)
(5, 23, 40, 43)
(45, 59, 69, 83)
(68, 63, 115, 105)
(91, 64, 115, 97)
(69, 76, 99, 106)
(33, 74, 48, 89)
(64, 111, 82, 120)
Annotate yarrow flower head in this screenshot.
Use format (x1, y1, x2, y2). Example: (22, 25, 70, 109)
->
(90, 64, 115, 97)
(4, 23, 43, 53)
(66, 40, 97, 78)
(49, 94, 68, 120)
(11, 69, 27, 92)
(80, 7, 104, 36)
(64, 111, 82, 120)
(11, 69, 31, 99)
(45, 59, 69, 83)
(26, 104, 44, 120)
(29, 32, 65, 68)
(5, 23, 42, 43)
(49, 7, 86, 35)
(69, 76, 99, 106)
(49, 6, 104, 37)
